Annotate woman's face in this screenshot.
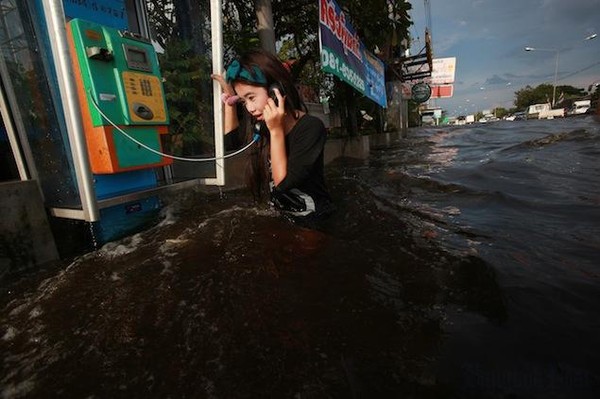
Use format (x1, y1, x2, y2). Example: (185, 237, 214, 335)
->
(233, 82, 270, 121)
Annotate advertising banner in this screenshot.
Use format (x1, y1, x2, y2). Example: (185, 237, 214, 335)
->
(431, 84, 454, 98)
(319, 0, 387, 107)
(431, 57, 456, 85)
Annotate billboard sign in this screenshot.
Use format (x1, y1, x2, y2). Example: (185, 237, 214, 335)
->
(431, 84, 454, 98)
(431, 57, 456, 85)
(319, 0, 387, 107)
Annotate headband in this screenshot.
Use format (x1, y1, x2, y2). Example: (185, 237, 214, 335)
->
(225, 60, 267, 85)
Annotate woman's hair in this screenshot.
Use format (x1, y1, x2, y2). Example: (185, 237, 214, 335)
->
(228, 49, 308, 201)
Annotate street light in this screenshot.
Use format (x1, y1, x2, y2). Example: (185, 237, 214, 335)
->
(524, 33, 597, 108)
(584, 33, 597, 41)
(524, 46, 560, 107)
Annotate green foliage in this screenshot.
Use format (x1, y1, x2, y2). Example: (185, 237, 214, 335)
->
(158, 39, 212, 155)
(494, 107, 509, 119)
(514, 83, 587, 110)
(222, 0, 261, 57)
(345, 0, 412, 51)
(591, 85, 599, 103)
(557, 85, 586, 98)
(147, 0, 413, 139)
(514, 84, 552, 109)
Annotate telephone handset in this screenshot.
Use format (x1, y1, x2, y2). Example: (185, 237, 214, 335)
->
(268, 83, 285, 106)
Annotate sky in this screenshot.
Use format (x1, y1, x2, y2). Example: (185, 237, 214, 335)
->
(406, 0, 600, 116)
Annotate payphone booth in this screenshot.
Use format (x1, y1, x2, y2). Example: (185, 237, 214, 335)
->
(64, 18, 172, 242)
(0, 0, 226, 253)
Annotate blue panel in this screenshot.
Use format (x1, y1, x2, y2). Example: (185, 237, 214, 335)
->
(94, 169, 157, 200)
(95, 196, 161, 243)
(63, 0, 128, 30)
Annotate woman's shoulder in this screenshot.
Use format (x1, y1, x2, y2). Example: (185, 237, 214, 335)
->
(296, 113, 326, 131)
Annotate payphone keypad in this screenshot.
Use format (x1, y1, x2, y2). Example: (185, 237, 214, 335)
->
(122, 71, 166, 123)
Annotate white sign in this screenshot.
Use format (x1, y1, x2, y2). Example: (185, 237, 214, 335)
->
(431, 57, 456, 84)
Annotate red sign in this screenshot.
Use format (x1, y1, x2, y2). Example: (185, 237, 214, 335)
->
(431, 84, 453, 98)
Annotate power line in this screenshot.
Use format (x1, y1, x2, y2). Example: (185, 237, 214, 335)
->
(424, 0, 432, 40)
(557, 60, 600, 82)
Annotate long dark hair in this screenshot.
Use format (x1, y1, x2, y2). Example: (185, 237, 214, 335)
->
(231, 49, 308, 201)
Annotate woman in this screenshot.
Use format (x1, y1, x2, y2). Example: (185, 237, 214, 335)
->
(212, 49, 334, 225)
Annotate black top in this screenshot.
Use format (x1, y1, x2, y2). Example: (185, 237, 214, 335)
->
(272, 114, 331, 214)
(225, 114, 333, 218)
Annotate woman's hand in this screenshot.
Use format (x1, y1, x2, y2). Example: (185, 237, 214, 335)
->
(263, 88, 286, 134)
(265, 87, 288, 185)
(211, 73, 233, 95)
(211, 73, 238, 133)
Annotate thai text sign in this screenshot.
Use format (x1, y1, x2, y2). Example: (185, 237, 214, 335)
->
(319, 0, 387, 107)
(431, 57, 456, 85)
(63, 0, 127, 30)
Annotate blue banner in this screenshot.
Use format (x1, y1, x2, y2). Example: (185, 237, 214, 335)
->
(319, 0, 387, 107)
(63, 0, 128, 30)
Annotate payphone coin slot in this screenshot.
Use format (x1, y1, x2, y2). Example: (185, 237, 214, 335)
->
(85, 46, 114, 62)
(132, 103, 154, 120)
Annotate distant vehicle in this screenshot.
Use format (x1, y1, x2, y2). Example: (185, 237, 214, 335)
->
(420, 107, 442, 126)
(568, 100, 591, 116)
(513, 111, 526, 120)
(505, 111, 527, 121)
(527, 103, 565, 119)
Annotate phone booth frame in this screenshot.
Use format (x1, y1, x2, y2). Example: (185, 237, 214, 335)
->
(41, 0, 225, 224)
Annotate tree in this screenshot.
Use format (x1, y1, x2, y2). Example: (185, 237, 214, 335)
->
(159, 40, 211, 155)
(147, 0, 413, 138)
(591, 85, 599, 104)
(494, 107, 509, 119)
(146, 0, 216, 155)
(514, 83, 587, 110)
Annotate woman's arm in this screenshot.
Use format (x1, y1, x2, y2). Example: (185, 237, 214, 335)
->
(275, 117, 326, 191)
(270, 128, 287, 185)
(211, 73, 239, 134)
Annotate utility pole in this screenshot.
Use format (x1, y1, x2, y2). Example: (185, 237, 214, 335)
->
(254, 0, 276, 54)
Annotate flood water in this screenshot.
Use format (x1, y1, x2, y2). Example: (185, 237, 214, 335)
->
(2, 116, 600, 398)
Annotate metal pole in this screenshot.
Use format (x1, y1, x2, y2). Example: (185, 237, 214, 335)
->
(552, 50, 559, 107)
(41, 0, 99, 221)
(205, 0, 225, 186)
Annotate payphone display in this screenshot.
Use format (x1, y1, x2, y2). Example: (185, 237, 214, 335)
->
(67, 18, 171, 174)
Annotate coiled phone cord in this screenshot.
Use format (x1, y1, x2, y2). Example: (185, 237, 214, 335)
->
(88, 91, 259, 162)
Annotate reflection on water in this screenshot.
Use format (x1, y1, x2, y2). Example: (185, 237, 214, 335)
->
(2, 118, 600, 398)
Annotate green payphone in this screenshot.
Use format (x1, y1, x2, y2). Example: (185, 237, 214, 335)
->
(67, 18, 171, 174)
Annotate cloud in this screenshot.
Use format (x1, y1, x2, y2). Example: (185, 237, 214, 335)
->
(408, 0, 600, 114)
(485, 75, 511, 85)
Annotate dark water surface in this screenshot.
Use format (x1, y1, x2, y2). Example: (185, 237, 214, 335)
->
(2, 117, 599, 398)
